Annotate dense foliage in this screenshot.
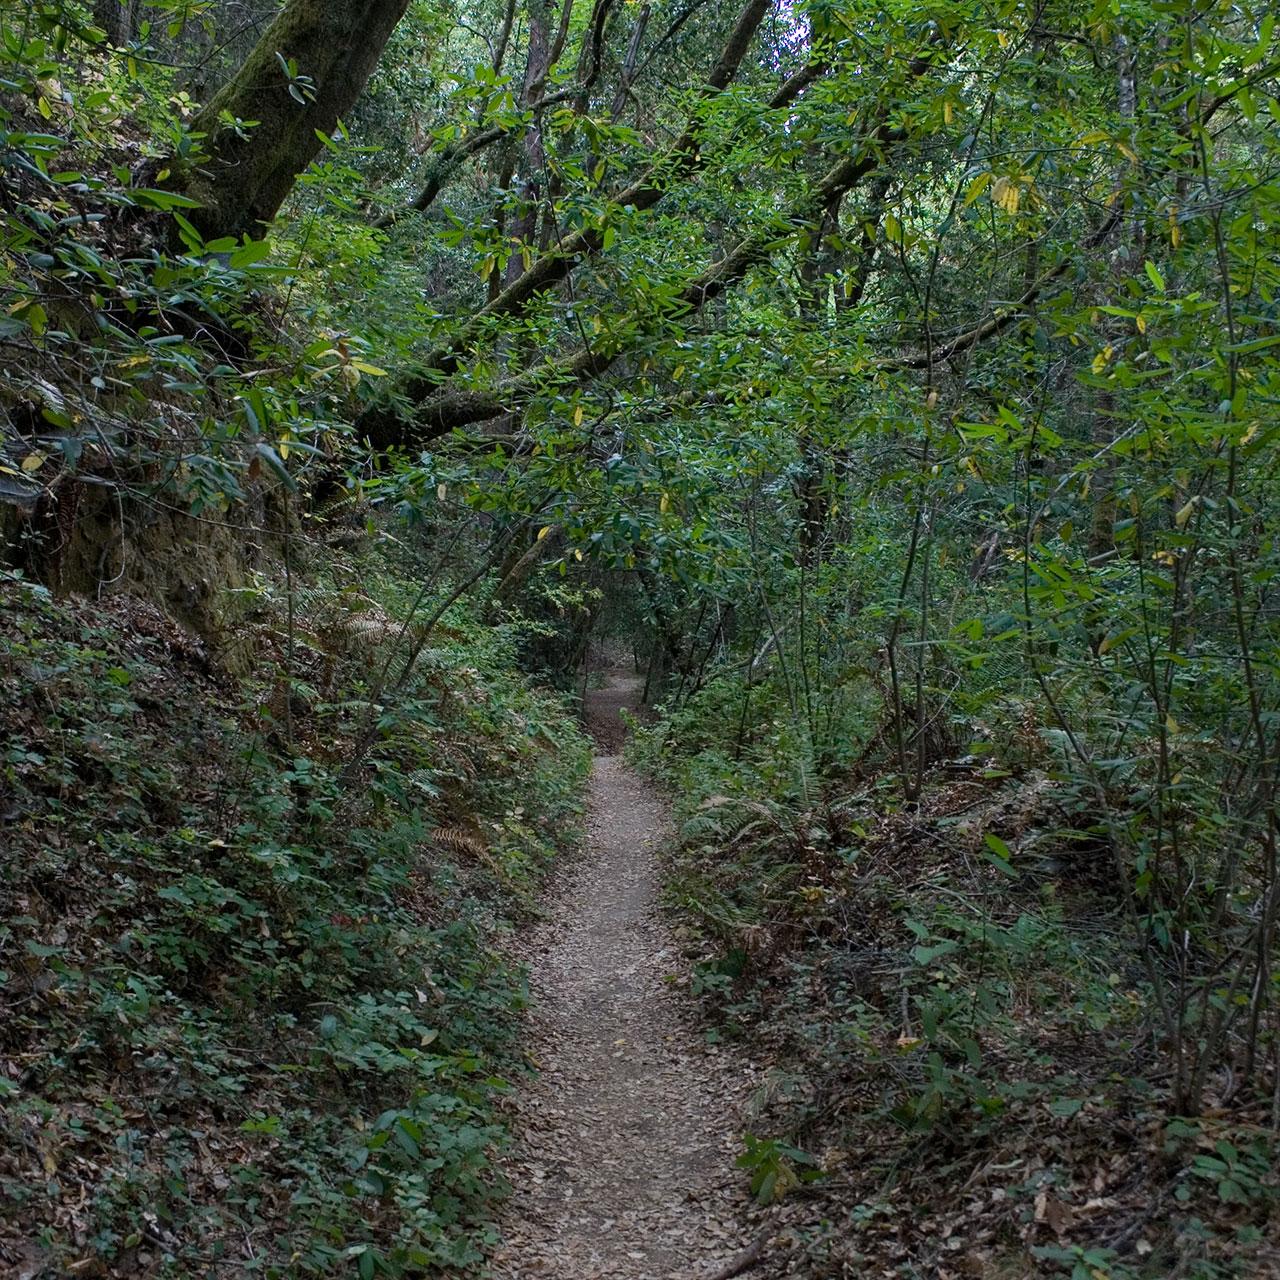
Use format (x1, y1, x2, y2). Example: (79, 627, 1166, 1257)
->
(1, 554, 590, 1274)
(2, 0, 1279, 1273)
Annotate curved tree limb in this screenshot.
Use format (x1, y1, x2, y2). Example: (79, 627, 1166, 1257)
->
(356, 39, 943, 449)
(359, 116, 930, 448)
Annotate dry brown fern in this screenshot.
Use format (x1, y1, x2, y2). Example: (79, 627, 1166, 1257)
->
(429, 826, 488, 857)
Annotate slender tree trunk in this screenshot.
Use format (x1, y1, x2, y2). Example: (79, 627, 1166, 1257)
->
(183, 0, 412, 241)
(610, 4, 651, 121)
(1089, 35, 1138, 556)
(795, 198, 839, 567)
(505, 0, 556, 287)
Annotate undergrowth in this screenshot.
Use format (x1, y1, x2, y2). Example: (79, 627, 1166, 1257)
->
(0, 552, 590, 1278)
(631, 672, 1280, 1280)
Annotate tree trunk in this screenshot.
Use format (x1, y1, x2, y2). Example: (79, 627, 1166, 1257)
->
(1088, 34, 1138, 558)
(95, 0, 141, 45)
(610, 4, 651, 121)
(184, 0, 412, 241)
(504, 0, 556, 287)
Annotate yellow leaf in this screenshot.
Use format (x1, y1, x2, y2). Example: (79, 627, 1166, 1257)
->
(1091, 345, 1113, 374)
(1174, 497, 1196, 528)
(673, 365, 685, 380)
(943, 100, 953, 125)
(1116, 141, 1138, 163)
(278, 436, 290, 460)
(992, 176, 1019, 215)
(1136, 313, 1146, 333)
(21, 453, 45, 472)
(436, 483, 447, 501)
(573, 405, 584, 427)
(1165, 713, 1179, 735)
(660, 492, 670, 514)
(537, 525, 552, 541)
(996, 29, 1009, 48)
(1169, 207, 1181, 248)
(574, 549, 583, 561)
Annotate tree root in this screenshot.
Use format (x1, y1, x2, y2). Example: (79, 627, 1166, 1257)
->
(702, 1235, 768, 1280)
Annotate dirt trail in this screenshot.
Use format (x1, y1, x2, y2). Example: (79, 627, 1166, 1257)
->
(490, 670, 757, 1280)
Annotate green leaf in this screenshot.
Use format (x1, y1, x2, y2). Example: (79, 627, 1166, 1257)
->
(984, 832, 1011, 860)
(130, 187, 202, 211)
(981, 833, 1018, 877)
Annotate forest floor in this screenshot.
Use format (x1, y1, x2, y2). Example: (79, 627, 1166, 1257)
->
(490, 669, 762, 1279)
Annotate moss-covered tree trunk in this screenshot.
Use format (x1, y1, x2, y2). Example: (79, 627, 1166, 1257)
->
(185, 0, 412, 241)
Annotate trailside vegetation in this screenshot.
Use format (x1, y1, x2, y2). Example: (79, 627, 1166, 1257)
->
(2, 0, 1279, 1274)
(1, 550, 590, 1274)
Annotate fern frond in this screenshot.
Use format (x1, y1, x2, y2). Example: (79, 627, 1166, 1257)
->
(430, 826, 487, 857)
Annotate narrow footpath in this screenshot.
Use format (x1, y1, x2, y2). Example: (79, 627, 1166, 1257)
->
(490, 670, 760, 1279)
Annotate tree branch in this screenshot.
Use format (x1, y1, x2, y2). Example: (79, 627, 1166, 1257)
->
(411, 0, 773, 372)
(376, 0, 618, 228)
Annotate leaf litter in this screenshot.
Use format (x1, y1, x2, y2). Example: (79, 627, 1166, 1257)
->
(490, 672, 762, 1280)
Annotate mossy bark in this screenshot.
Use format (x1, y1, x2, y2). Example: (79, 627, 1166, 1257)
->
(185, 0, 411, 241)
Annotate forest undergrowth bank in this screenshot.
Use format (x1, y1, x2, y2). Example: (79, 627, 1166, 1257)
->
(0, 549, 591, 1277)
(632, 673, 1280, 1280)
